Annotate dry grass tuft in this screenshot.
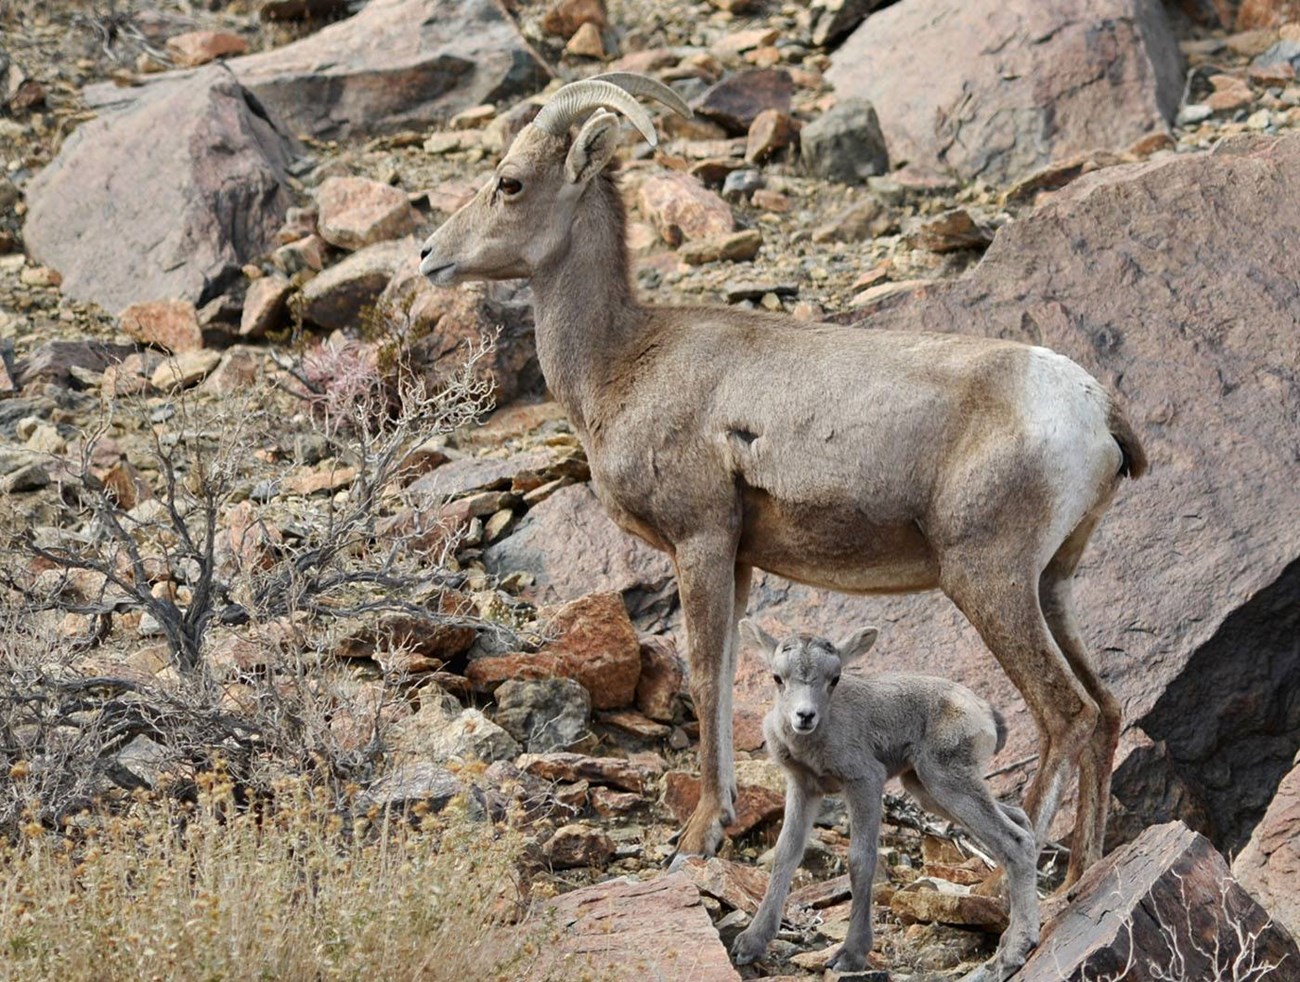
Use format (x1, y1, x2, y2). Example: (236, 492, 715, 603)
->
(0, 771, 552, 981)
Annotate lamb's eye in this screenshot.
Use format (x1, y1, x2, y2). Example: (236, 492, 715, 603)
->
(497, 177, 523, 197)
(829, 676, 841, 689)
(772, 674, 783, 687)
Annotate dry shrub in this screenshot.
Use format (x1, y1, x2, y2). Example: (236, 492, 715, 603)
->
(0, 770, 551, 981)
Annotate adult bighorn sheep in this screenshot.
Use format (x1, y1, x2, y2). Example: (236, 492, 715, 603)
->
(419, 73, 1147, 884)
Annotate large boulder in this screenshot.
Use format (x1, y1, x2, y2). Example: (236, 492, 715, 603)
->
(826, 0, 1183, 184)
(483, 483, 676, 629)
(1017, 822, 1300, 980)
(1234, 751, 1300, 938)
(227, 0, 549, 138)
(24, 67, 294, 311)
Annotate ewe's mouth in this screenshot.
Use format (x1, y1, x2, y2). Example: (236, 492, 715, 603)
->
(419, 260, 456, 283)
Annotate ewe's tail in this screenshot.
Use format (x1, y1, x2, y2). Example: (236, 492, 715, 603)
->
(1108, 401, 1149, 479)
(992, 707, 1008, 755)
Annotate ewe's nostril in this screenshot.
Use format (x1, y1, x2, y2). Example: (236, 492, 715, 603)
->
(420, 245, 431, 259)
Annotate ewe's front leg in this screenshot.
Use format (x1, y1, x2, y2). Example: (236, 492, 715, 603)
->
(829, 768, 885, 974)
(669, 540, 740, 864)
(732, 775, 822, 965)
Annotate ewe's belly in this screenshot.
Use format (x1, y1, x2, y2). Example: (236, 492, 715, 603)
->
(736, 489, 940, 593)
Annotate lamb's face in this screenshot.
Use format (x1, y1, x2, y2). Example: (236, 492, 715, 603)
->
(768, 636, 844, 736)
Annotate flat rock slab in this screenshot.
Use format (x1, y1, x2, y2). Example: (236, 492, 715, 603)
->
(826, 0, 1182, 184)
(540, 873, 740, 981)
(25, 66, 294, 311)
(1018, 821, 1300, 980)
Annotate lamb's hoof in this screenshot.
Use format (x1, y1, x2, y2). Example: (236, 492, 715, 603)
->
(730, 928, 769, 966)
(827, 947, 869, 974)
(959, 938, 1037, 982)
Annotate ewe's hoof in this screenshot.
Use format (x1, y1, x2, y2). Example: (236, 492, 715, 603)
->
(827, 947, 869, 974)
(667, 809, 726, 870)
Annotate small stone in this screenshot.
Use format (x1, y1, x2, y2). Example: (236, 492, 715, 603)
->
(391, 700, 520, 765)
(812, 197, 892, 243)
(300, 238, 413, 331)
(751, 188, 789, 212)
(165, 31, 248, 67)
(273, 234, 328, 276)
(150, 349, 222, 390)
(1246, 108, 1273, 129)
(800, 98, 889, 184)
(635, 636, 686, 722)
(693, 69, 794, 136)
(678, 856, 768, 913)
(258, 0, 349, 21)
(678, 229, 763, 264)
(724, 280, 798, 303)
(277, 205, 318, 244)
(19, 266, 61, 288)
(483, 507, 514, 542)
(516, 752, 650, 793)
(545, 823, 615, 869)
(1177, 103, 1214, 125)
(903, 208, 992, 253)
(745, 108, 795, 163)
(541, 0, 606, 39)
(316, 176, 418, 251)
(283, 463, 359, 496)
(597, 708, 671, 739)
(494, 677, 592, 753)
(638, 171, 735, 243)
(721, 168, 764, 202)
(889, 882, 1008, 932)
(565, 21, 605, 59)
(712, 27, 779, 57)
(1206, 74, 1255, 113)
(449, 105, 495, 129)
(239, 274, 292, 338)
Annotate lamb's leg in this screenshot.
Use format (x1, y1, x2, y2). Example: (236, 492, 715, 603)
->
(915, 762, 1040, 982)
(670, 537, 740, 864)
(828, 766, 886, 974)
(731, 774, 822, 965)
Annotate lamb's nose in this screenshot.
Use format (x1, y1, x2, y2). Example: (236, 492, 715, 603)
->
(796, 710, 816, 726)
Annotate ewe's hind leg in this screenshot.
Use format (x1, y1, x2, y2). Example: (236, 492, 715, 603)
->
(1041, 518, 1122, 883)
(915, 763, 1040, 981)
(941, 559, 1099, 855)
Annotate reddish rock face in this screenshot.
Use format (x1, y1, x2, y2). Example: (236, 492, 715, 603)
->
(1019, 822, 1300, 979)
(239, 274, 292, 338)
(118, 300, 203, 354)
(1237, 0, 1300, 27)
(536, 873, 741, 981)
(543, 823, 615, 869)
(636, 635, 688, 723)
(24, 68, 294, 311)
(1233, 752, 1300, 937)
(315, 176, 417, 251)
(677, 856, 769, 914)
(637, 171, 736, 244)
(692, 68, 794, 135)
(825, 0, 1182, 184)
(662, 770, 784, 837)
(300, 238, 414, 331)
(165, 30, 249, 67)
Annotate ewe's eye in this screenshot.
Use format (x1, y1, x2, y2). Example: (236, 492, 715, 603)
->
(829, 676, 841, 689)
(497, 177, 523, 197)
(772, 674, 783, 687)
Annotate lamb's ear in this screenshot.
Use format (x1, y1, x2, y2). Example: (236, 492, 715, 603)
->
(836, 626, 879, 665)
(738, 619, 779, 663)
(564, 110, 621, 185)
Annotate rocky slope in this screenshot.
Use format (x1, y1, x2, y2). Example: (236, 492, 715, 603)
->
(3, 0, 1300, 978)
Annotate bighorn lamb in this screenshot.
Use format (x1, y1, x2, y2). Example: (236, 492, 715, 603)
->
(418, 73, 1148, 882)
(731, 620, 1039, 981)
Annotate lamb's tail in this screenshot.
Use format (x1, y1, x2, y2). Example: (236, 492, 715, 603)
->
(1108, 400, 1149, 480)
(992, 707, 1008, 755)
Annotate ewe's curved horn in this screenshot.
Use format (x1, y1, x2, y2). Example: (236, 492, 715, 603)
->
(591, 72, 693, 119)
(534, 79, 659, 146)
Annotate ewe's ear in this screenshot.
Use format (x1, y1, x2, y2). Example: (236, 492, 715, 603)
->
(836, 626, 879, 666)
(738, 619, 779, 664)
(564, 110, 622, 185)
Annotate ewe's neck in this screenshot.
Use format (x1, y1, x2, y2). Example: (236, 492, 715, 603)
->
(529, 173, 644, 436)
